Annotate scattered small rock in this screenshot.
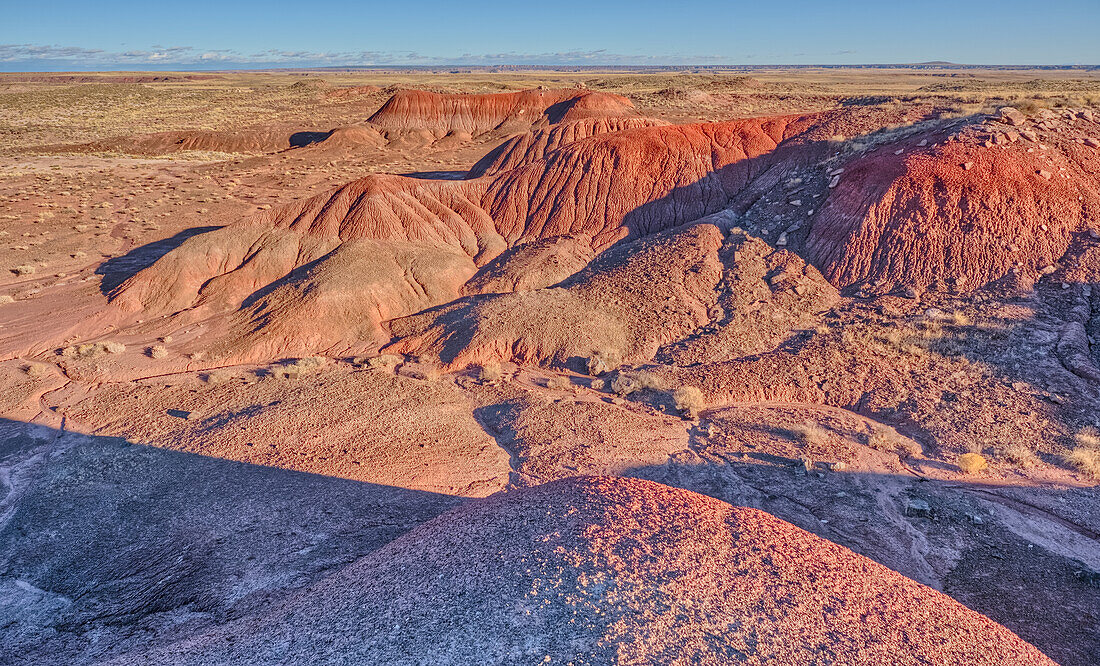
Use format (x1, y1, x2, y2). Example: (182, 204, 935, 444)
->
(905, 498, 933, 518)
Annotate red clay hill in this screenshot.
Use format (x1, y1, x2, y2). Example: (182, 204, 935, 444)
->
(366, 87, 638, 136)
(468, 116, 671, 178)
(113, 477, 1054, 665)
(89, 100, 1100, 369)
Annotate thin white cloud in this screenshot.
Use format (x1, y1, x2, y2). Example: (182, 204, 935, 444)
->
(0, 43, 739, 68)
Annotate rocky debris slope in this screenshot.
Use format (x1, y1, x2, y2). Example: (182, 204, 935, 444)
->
(113, 477, 1055, 666)
(387, 223, 725, 368)
(805, 110, 1100, 294)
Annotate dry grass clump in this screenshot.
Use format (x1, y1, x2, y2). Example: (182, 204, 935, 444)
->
(1074, 426, 1100, 449)
(60, 341, 125, 358)
(269, 356, 326, 380)
(11, 264, 36, 276)
(546, 375, 573, 391)
(147, 345, 168, 359)
(407, 364, 442, 381)
(789, 421, 828, 446)
(355, 354, 402, 372)
(200, 369, 233, 384)
(1065, 427, 1100, 478)
(672, 386, 705, 419)
(22, 362, 51, 378)
(477, 362, 503, 385)
(586, 349, 622, 376)
(0, 295, 14, 304)
(1008, 98, 1047, 115)
(610, 370, 664, 396)
(867, 427, 922, 458)
(843, 317, 972, 358)
(957, 452, 989, 474)
(1000, 443, 1040, 469)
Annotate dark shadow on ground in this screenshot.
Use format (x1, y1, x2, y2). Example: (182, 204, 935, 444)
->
(0, 417, 461, 666)
(288, 131, 333, 148)
(96, 226, 222, 294)
(399, 170, 468, 180)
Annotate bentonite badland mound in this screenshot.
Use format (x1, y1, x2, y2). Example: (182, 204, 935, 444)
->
(367, 88, 638, 135)
(93, 99, 1100, 369)
(105, 477, 1052, 666)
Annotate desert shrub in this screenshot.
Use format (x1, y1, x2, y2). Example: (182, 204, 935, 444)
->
(1000, 443, 1039, 469)
(945, 310, 972, 326)
(1066, 427, 1100, 478)
(478, 362, 503, 385)
(0, 295, 13, 304)
(407, 364, 442, 381)
(1074, 426, 1100, 449)
(200, 369, 232, 384)
(1009, 97, 1046, 115)
(610, 370, 664, 396)
(546, 375, 573, 391)
(957, 452, 988, 474)
(586, 349, 622, 376)
(22, 362, 50, 378)
(610, 373, 636, 395)
(1065, 449, 1100, 478)
(790, 422, 828, 446)
(269, 356, 326, 380)
(147, 345, 168, 359)
(672, 386, 705, 418)
(356, 354, 402, 372)
(634, 371, 664, 391)
(11, 264, 36, 276)
(867, 427, 922, 457)
(60, 341, 125, 358)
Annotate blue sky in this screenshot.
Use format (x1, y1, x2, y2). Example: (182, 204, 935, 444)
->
(2, 0, 1098, 71)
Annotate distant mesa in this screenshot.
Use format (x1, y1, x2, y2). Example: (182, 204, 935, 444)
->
(366, 88, 638, 137)
(324, 84, 384, 99)
(1, 74, 222, 84)
(125, 477, 1055, 665)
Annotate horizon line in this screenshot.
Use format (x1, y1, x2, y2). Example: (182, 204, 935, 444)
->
(3, 62, 1099, 74)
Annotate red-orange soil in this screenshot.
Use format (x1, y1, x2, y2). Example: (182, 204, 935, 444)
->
(110, 477, 1056, 665)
